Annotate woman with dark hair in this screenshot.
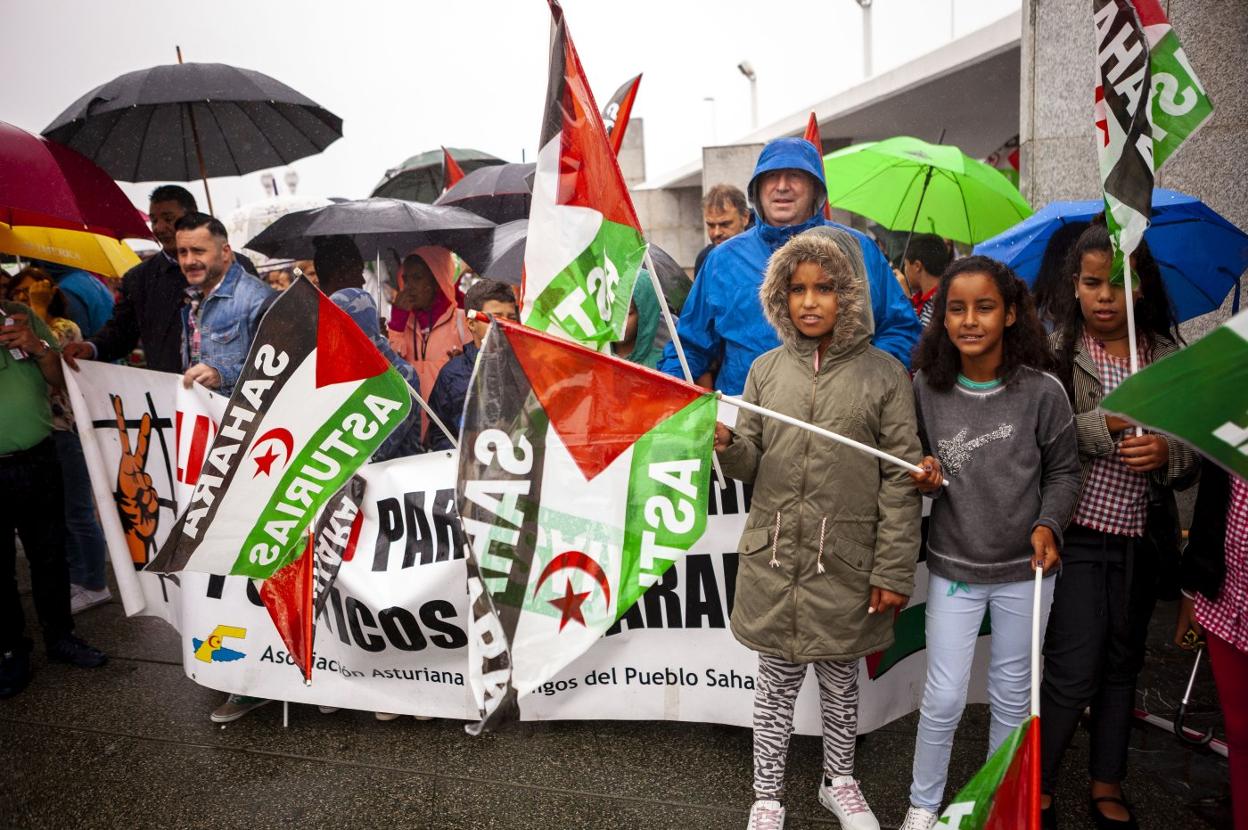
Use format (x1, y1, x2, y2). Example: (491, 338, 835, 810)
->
(1040, 220, 1199, 829)
(1032, 221, 1091, 330)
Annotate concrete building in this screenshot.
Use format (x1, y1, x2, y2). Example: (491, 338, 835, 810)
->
(633, 9, 1023, 271)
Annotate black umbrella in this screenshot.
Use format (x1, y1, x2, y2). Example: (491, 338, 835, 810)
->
(243, 198, 497, 272)
(371, 147, 506, 205)
(434, 162, 535, 224)
(44, 58, 342, 214)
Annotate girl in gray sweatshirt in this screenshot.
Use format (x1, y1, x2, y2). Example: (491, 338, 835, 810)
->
(898, 256, 1081, 829)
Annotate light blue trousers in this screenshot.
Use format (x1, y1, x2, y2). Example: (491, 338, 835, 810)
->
(909, 572, 1055, 811)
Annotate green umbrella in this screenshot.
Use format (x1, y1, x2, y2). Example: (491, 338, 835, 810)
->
(822, 136, 1032, 247)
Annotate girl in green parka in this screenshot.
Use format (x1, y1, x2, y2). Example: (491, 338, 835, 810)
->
(715, 226, 923, 830)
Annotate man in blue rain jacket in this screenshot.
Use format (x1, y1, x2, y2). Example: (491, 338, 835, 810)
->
(658, 137, 921, 394)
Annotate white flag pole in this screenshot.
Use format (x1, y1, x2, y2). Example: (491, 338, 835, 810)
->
(718, 393, 949, 486)
(642, 245, 726, 490)
(1030, 564, 1044, 717)
(1121, 255, 1145, 437)
(407, 384, 458, 451)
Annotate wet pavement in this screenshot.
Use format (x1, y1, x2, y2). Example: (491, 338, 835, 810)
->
(0, 560, 1232, 830)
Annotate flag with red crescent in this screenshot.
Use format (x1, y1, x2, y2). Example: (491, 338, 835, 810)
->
(147, 276, 411, 580)
(457, 319, 716, 730)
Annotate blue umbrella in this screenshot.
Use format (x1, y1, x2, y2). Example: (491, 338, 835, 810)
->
(973, 189, 1248, 321)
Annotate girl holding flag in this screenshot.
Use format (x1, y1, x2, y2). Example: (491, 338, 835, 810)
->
(1040, 221, 1198, 829)
(714, 227, 921, 830)
(900, 256, 1081, 830)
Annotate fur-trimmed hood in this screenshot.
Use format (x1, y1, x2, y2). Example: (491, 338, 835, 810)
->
(759, 226, 874, 361)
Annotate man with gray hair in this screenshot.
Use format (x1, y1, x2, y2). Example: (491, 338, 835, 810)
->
(694, 183, 751, 277)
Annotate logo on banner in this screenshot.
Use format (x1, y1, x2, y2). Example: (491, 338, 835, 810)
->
(192, 625, 247, 663)
(249, 427, 294, 478)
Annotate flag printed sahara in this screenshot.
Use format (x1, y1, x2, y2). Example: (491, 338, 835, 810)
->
(1093, 0, 1154, 272)
(1103, 310, 1248, 479)
(938, 716, 1041, 829)
(458, 319, 716, 729)
(521, 0, 647, 349)
(147, 277, 411, 580)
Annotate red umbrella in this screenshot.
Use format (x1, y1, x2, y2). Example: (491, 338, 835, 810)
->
(0, 120, 151, 240)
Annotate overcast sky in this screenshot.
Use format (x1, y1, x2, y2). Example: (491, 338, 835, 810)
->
(4, 0, 1017, 215)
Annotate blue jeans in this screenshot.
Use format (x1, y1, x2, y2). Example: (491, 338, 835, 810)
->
(909, 572, 1055, 811)
(53, 429, 108, 590)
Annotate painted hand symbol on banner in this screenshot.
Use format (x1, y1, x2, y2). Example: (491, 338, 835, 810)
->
(112, 395, 159, 565)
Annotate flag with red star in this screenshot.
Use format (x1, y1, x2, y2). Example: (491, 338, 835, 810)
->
(148, 276, 410, 581)
(457, 319, 716, 731)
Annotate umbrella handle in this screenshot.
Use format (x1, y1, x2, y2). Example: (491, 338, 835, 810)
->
(1174, 648, 1214, 747)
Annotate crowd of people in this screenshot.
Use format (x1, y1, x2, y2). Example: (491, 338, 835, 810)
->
(1, 134, 1243, 830)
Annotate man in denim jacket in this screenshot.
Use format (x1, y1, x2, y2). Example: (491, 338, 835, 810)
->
(175, 213, 274, 396)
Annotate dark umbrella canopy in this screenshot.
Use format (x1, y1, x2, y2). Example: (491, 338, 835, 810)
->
(371, 147, 506, 204)
(434, 162, 535, 224)
(244, 198, 497, 272)
(43, 62, 343, 182)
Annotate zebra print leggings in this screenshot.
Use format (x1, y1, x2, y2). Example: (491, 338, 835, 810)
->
(753, 653, 859, 799)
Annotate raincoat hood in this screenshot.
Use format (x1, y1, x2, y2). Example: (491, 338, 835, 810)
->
(747, 137, 829, 228)
(622, 269, 663, 369)
(760, 226, 873, 361)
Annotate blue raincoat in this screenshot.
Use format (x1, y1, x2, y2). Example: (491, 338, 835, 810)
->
(658, 137, 921, 394)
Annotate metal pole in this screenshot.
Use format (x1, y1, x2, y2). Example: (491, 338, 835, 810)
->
(749, 79, 759, 130)
(859, 0, 873, 78)
(176, 46, 214, 216)
(719, 393, 948, 485)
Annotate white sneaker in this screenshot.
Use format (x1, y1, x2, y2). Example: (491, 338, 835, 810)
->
(899, 805, 939, 830)
(818, 776, 879, 830)
(317, 706, 340, 714)
(746, 799, 785, 830)
(374, 711, 401, 721)
(70, 585, 112, 614)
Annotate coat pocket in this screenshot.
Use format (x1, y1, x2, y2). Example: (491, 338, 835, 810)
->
(737, 526, 771, 557)
(829, 534, 874, 573)
(206, 322, 240, 344)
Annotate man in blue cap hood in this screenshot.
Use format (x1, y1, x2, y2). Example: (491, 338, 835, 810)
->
(658, 137, 921, 394)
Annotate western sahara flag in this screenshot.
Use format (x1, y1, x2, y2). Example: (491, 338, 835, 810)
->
(1107, 0, 1213, 171)
(1103, 310, 1248, 478)
(147, 277, 411, 580)
(521, 0, 647, 350)
(1093, 0, 1154, 273)
(938, 717, 1040, 829)
(457, 319, 716, 730)
(602, 73, 641, 156)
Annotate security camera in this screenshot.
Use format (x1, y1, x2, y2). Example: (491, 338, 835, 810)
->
(737, 61, 756, 81)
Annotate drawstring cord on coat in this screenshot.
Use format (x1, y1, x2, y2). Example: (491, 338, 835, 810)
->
(769, 511, 781, 568)
(816, 517, 827, 574)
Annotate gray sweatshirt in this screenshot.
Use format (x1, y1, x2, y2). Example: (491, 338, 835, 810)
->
(914, 367, 1082, 584)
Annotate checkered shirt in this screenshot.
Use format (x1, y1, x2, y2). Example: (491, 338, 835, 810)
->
(1195, 477, 1248, 652)
(1071, 333, 1149, 536)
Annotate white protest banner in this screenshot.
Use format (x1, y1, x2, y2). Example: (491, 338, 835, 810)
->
(68, 361, 989, 732)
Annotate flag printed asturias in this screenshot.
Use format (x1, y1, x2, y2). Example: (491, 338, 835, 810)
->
(147, 277, 411, 580)
(521, 0, 647, 349)
(458, 320, 716, 729)
(1130, 0, 1213, 170)
(938, 716, 1040, 829)
(1093, 0, 1154, 272)
(1103, 309, 1248, 479)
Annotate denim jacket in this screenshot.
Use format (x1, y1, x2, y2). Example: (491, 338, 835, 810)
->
(188, 261, 274, 395)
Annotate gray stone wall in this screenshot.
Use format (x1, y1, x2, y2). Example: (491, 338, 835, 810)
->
(632, 186, 703, 274)
(1020, 0, 1248, 337)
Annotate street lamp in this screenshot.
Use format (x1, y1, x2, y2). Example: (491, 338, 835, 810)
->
(854, 0, 873, 78)
(737, 61, 758, 130)
(284, 169, 300, 195)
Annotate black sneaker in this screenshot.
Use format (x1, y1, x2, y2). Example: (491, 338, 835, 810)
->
(0, 648, 32, 698)
(46, 634, 107, 669)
